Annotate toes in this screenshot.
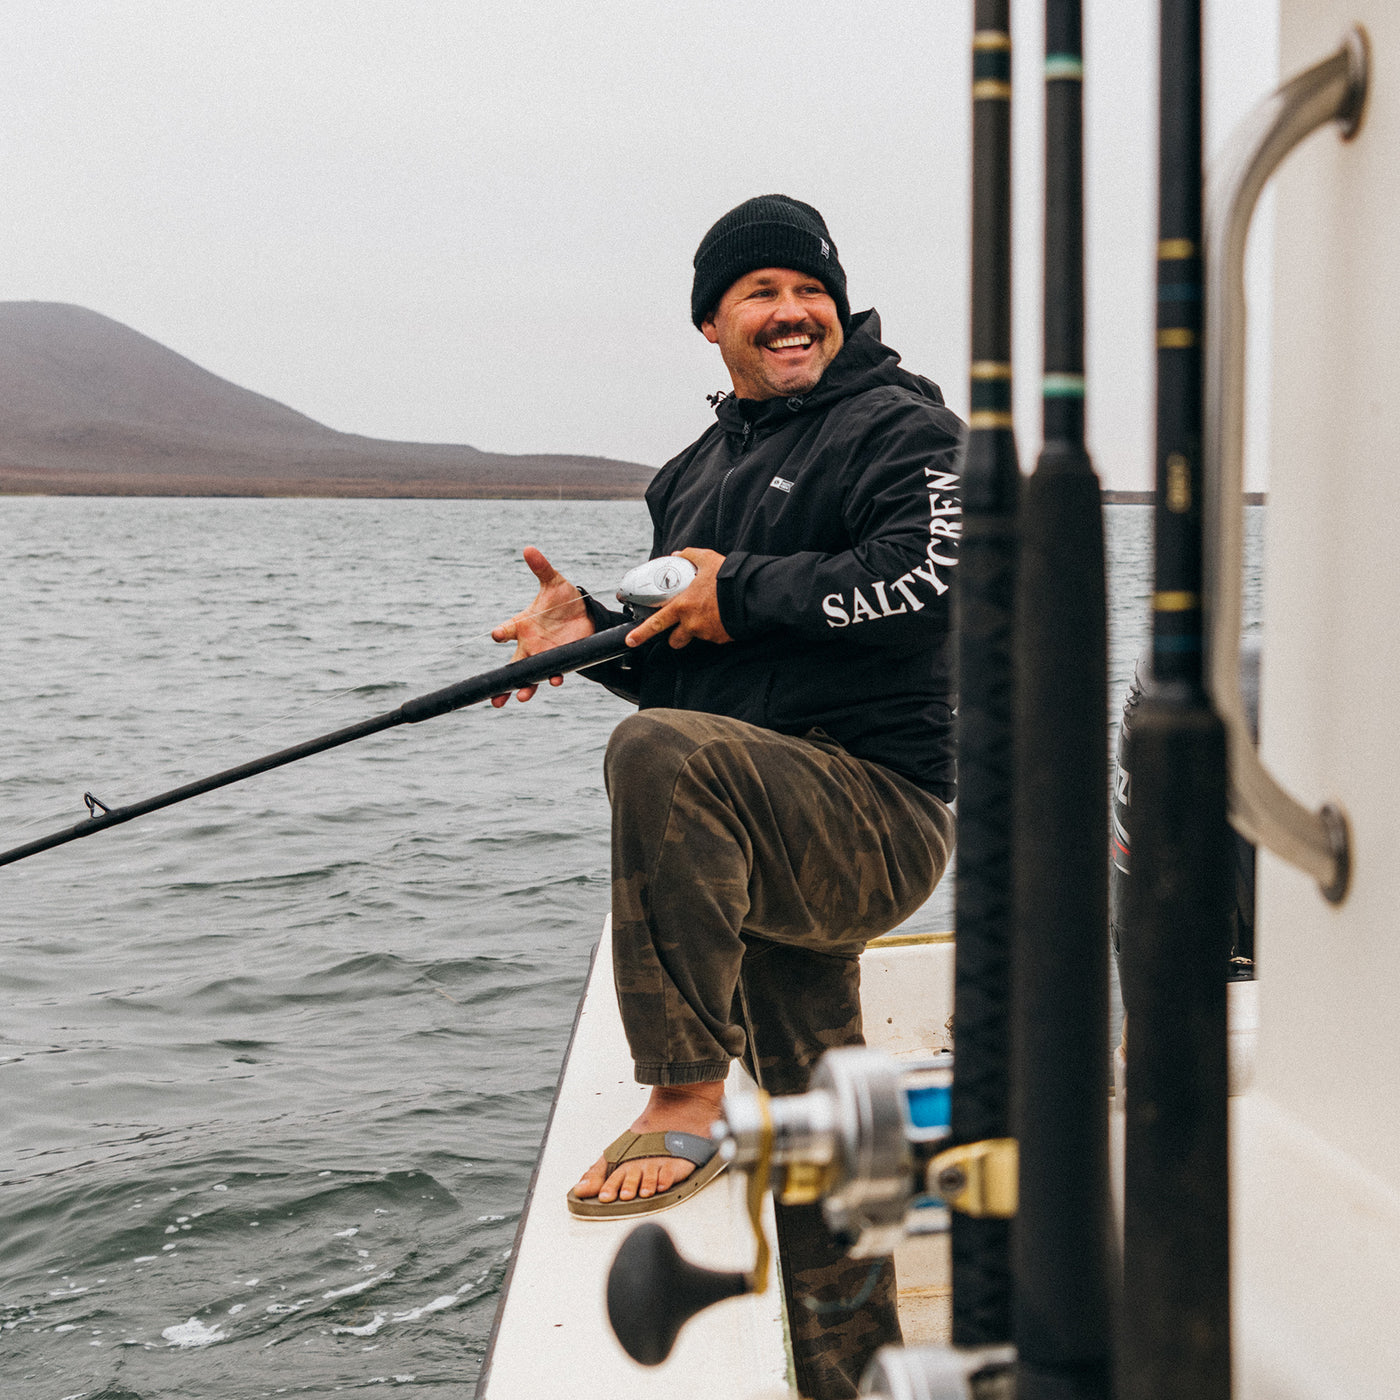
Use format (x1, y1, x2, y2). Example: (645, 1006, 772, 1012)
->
(581, 1155, 700, 1206)
(637, 1160, 662, 1199)
(594, 1164, 636, 1203)
(573, 1155, 609, 1200)
(614, 1164, 644, 1202)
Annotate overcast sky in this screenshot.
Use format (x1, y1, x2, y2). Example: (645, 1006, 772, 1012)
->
(5, 1, 1278, 488)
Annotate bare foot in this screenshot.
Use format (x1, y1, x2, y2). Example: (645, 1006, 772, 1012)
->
(573, 1082, 727, 1205)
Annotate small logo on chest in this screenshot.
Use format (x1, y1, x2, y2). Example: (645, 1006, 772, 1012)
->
(769, 476, 794, 494)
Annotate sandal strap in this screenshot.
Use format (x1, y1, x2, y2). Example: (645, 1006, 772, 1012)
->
(602, 1129, 718, 1172)
(662, 1130, 719, 1167)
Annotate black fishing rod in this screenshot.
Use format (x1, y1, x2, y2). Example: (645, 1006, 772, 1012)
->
(0, 627, 631, 870)
(1119, 2, 1233, 1397)
(0, 557, 697, 871)
(1011, 2, 1113, 1398)
(951, 0, 1019, 1350)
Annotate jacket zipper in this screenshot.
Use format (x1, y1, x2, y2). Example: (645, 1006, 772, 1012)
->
(715, 420, 752, 542)
(716, 465, 737, 542)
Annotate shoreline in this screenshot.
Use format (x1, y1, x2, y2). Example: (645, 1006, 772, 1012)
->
(1, 482, 1264, 503)
(0, 487, 1265, 504)
(0, 473, 649, 500)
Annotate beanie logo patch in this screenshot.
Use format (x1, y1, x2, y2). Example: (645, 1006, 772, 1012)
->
(820, 239, 830, 259)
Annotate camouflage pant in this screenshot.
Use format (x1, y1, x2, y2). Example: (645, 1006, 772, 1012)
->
(605, 708, 955, 1398)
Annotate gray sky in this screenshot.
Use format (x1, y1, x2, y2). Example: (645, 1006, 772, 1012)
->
(5, 1, 1277, 488)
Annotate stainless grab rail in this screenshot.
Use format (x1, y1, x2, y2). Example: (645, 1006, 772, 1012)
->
(1204, 27, 1368, 904)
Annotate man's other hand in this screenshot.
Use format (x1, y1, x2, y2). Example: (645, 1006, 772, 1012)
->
(625, 548, 733, 650)
(489, 546, 595, 705)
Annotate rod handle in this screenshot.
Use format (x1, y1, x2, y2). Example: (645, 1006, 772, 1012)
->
(397, 624, 635, 722)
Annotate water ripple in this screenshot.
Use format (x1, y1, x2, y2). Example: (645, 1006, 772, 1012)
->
(0, 498, 1249, 1399)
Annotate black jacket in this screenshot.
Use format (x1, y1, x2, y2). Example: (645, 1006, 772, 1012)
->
(585, 309, 963, 800)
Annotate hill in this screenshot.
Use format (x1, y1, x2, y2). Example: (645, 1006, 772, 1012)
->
(0, 303, 655, 498)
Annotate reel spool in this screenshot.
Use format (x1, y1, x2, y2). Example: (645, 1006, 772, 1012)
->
(605, 1047, 991, 1366)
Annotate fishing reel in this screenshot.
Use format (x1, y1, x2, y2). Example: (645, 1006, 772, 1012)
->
(606, 1046, 1019, 1368)
(859, 1343, 1017, 1400)
(616, 555, 698, 621)
(719, 1047, 959, 1256)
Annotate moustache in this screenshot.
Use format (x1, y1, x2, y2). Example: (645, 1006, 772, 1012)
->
(756, 323, 826, 348)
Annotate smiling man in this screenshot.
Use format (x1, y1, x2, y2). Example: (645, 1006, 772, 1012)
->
(701, 264, 845, 399)
(492, 195, 963, 1397)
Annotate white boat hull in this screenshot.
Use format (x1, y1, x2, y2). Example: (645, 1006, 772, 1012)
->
(479, 921, 956, 1396)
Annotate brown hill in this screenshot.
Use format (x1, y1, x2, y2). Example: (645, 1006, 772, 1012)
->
(0, 302, 655, 498)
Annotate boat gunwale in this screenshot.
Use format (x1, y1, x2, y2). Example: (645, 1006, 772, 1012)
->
(476, 932, 602, 1394)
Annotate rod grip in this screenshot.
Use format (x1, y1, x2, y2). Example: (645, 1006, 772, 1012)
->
(1012, 447, 1112, 1395)
(398, 624, 634, 722)
(1120, 696, 1232, 1400)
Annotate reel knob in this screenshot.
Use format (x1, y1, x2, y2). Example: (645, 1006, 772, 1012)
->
(605, 1222, 750, 1365)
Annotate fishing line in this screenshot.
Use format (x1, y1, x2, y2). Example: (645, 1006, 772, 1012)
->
(0, 557, 695, 869)
(0, 593, 595, 843)
(185, 592, 593, 760)
(414, 971, 465, 1007)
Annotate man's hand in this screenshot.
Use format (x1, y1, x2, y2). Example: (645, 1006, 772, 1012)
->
(489, 546, 595, 705)
(624, 548, 733, 650)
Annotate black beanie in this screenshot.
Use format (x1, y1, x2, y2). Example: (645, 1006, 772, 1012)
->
(690, 194, 850, 330)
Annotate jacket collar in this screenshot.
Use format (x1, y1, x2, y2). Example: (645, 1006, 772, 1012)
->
(712, 309, 939, 439)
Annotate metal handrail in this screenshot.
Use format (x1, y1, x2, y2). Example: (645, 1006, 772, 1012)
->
(1203, 27, 1368, 904)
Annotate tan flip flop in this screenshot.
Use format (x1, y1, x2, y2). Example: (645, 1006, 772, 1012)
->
(566, 1129, 726, 1219)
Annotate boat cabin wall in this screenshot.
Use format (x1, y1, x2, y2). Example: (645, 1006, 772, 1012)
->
(1226, 11, 1400, 1394)
(1259, 0, 1400, 1197)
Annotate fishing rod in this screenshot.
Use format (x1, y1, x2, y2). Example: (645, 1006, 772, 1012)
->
(1011, 2, 1113, 1398)
(0, 556, 697, 871)
(951, 0, 1019, 1350)
(1119, 2, 1233, 1397)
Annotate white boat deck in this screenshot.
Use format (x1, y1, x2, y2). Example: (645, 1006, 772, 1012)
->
(860, 931, 956, 1349)
(478, 920, 956, 1398)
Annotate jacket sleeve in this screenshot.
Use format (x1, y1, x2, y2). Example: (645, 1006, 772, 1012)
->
(715, 399, 963, 648)
(576, 590, 643, 704)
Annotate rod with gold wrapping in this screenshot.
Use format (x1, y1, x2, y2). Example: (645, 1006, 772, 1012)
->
(1119, 0, 1233, 1395)
(1011, 1, 1113, 1396)
(951, 0, 1019, 1351)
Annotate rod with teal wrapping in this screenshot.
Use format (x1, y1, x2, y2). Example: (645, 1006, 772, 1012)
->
(1119, 1, 1234, 1395)
(1011, 1, 1113, 1396)
(952, 0, 1018, 1351)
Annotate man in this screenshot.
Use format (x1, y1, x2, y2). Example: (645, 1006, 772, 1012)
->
(492, 194, 962, 1396)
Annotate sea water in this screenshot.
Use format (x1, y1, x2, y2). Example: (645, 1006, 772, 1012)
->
(0, 498, 1260, 1398)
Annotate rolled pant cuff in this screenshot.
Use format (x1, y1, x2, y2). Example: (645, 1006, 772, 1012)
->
(634, 1060, 731, 1087)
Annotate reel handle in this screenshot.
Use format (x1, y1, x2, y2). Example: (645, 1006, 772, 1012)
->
(605, 1222, 751, 1366)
